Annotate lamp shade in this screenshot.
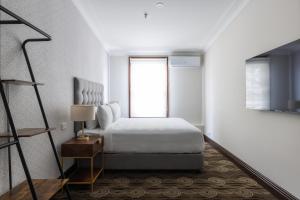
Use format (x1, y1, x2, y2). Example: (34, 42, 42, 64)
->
(71, 105, 97, 121)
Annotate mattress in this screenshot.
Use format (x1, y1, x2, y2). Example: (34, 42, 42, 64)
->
(84, 118, 204, 153)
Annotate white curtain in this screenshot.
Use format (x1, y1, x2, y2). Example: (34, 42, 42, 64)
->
(130, 58, 168, 117)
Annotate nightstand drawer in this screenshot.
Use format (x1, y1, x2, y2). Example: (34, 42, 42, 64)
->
(61, 135, 103, 157)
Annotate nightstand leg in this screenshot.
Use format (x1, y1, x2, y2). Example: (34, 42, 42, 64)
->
(61, 157, 64, 193)
(102, 148, 104, 176)
(91, 157, 94, 192)
(61, 158, 64, 171)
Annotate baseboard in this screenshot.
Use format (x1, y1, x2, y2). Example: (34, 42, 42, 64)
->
(204, 135, 299, 200)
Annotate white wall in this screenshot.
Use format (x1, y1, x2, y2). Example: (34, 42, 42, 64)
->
(109, 55, 202, 124)
(0, 0, 108, 195)
(204, 0, 300, 198)
(169, 67, 202, 125)
(109, 56, 129, 117)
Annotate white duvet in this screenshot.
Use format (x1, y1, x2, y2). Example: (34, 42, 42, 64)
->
(85, 118, 204, 153)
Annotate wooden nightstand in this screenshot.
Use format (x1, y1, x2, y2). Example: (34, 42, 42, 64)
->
(61, 134, 104, 191)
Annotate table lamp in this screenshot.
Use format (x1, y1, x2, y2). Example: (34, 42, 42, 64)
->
(71, 105, 97, 140)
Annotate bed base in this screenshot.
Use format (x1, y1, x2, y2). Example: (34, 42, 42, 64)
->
(89, 153, 203, 171)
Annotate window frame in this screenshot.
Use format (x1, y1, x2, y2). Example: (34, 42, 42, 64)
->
(128, 56, 169, 118)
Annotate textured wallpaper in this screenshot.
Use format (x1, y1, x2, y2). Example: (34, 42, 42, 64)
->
(0, 0, 108, 195)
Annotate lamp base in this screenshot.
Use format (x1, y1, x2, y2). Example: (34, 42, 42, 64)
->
(76, 134, 90, 141)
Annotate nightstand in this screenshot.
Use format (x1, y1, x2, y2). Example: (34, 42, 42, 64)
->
(61, 134, 104, 191)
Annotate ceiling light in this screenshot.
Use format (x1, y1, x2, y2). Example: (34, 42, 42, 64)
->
(155, 2, 165, 9)
(144, 12, 149, 19)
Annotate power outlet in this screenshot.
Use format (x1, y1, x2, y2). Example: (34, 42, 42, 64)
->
(60, 122, 67, 131)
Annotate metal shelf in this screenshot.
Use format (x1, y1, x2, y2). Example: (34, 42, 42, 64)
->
(1, 79, 44, 86)
(0, 128, 55, 138)
(0, 5, 71, 200)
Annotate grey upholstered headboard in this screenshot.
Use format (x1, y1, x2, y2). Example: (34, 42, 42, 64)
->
(73, 77, 104, 133)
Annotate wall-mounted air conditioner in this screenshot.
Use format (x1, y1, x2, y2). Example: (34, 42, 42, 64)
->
(169, 56, 201, 67)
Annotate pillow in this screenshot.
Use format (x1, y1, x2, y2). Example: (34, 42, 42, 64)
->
(97, 105, 113, 130)
(85, 116, 98, 129)
(109, 102, 121, 122)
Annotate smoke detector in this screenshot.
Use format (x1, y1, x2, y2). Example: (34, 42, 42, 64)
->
(155, 2, 165, 9)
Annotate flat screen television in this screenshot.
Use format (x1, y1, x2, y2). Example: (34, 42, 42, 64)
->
(246, 39, 300, 113)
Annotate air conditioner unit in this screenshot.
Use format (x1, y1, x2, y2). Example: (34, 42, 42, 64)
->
(169, 56, 201, 67)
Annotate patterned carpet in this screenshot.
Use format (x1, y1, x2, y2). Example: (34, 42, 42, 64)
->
(53, 143, 277, 200)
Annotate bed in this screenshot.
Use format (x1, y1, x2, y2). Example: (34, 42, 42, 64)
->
(74, 77, 204, 170)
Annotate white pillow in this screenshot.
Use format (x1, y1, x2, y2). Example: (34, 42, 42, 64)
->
(109, 102, 121, 122)
(86, 116, 98, 129)
(97, 105, 113, 130)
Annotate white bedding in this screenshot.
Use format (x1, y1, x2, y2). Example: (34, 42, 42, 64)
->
(85, 118, 204, 153)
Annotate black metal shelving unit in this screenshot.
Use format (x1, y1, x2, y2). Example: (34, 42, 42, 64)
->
(0, 5, 72, 200)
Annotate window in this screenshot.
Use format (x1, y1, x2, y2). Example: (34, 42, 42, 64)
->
(246, 58, 270, 110)
(129, 57, 168, 117)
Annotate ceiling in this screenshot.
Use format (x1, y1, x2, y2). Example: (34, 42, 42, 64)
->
(72, 0, 249, 55)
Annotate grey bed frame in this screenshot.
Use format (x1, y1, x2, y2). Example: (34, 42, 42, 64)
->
(74, 77, 203, 170)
